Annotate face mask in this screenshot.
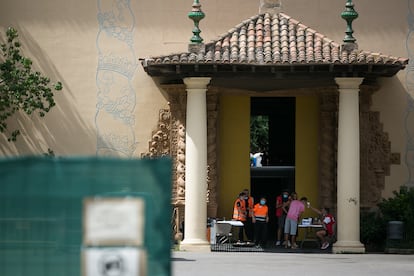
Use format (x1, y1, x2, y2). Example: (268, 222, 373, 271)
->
(283, 194, 288, 199)
(260, 200, 266, 205)
(244, 196, 248, 200)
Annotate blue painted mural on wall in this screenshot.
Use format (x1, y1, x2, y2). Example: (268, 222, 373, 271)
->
(96, 0, 138, 157)
(406, 0, 414, 187)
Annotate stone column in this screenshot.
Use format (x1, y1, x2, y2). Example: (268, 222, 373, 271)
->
(180, 77, 211, 251)
(333, 77, 365, 253)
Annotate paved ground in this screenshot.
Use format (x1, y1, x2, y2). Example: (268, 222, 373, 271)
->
(172, 251, 414, 276)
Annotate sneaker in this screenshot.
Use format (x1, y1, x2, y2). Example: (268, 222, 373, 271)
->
(276, 241, 281, 246)
(288, 240, 291, 247)
(291, 243, 298, 249)
(321, 242, 330, 250)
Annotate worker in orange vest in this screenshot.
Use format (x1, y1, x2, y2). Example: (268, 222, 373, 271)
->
(243, 188, 254, 242)
(233, 192, 247, 243)
(253, 197, 269, 248)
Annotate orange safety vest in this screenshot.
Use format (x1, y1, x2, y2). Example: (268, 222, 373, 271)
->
(246, 196, 254, 217)
(233, 198, 247, 221)
(253, 203, 268, 222)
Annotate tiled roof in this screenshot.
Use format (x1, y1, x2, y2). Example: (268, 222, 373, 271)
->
(144, 13, 408, 67)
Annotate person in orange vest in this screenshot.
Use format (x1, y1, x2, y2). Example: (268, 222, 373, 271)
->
(252, 197, 269, 248)
(232, 192, 247, 243)
(243, 188, 254, 242)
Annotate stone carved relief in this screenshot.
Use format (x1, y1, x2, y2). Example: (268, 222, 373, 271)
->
(168, 91, 187, 241)
(96, 0, 138, 157)
(141, 109, 171, 158)
(169, 91, 187, 206)
(141, 85, 219, 241)
(319, 92, 338, 210)
(207, 91, 219, 218)
(359, 88, 391, 208)
(318, 85, 392, 211)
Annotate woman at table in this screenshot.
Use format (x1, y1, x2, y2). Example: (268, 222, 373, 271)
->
(252, 197, 269, 248)
(309, 205, 336, 250)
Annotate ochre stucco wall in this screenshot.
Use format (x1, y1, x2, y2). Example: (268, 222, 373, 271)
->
(295, 95, 320, 218)
(0, 0, 412, 198)
(295, 95, 320, 239)
(218, 95, 250, 219)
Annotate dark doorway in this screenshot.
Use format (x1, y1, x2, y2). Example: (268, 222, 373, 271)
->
(251, 167, 295, 241)
(250, 97, 295, 166)
(250, 97, 296, 243)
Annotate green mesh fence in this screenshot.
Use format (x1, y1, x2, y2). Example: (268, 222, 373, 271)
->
(0, 156, 172, 276)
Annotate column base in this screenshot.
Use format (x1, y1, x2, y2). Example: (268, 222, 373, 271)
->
(332, 240, 365, 254)
(180, 239, 210, 252)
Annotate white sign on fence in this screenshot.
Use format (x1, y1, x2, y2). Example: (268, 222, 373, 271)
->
(83, 198, 145, 246)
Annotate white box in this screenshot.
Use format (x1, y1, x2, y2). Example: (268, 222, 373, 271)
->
(301, 218, 312, 225)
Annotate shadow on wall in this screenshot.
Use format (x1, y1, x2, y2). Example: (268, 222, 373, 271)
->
(0, 26, 96, 156)
(373, 74, 412, 194)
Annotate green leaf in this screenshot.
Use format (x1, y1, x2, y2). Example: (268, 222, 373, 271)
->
(0, 27, 63, 142)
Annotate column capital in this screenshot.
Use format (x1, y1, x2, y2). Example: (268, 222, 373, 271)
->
(183, 77, 211, 89)
(335, 77, 364, 90)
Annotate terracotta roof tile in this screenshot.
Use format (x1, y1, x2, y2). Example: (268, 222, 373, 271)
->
(144, 13, 408, 67)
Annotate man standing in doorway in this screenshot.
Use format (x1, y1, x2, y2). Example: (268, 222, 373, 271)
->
(233, 192, 247, 243)
(275, 190, 289, 246)
(243, 188, 254, 243)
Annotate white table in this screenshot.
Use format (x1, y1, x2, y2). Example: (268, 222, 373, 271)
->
(216, 220, 244, 227)
(211, 220, 244, 244)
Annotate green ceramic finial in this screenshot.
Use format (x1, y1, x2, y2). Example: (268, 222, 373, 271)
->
(188, 0, 205, 44)
(341, 0, 358, 43)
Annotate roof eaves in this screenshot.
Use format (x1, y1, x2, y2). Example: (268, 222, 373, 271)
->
(141, 12, 408, 71)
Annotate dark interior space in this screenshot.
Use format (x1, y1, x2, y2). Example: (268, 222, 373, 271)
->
(251, 97, 296, 166)
(250, 97, 296, 242)
(251, 167, 295, 242)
